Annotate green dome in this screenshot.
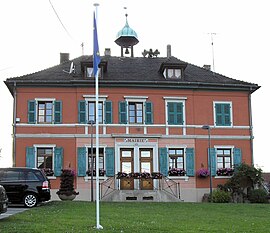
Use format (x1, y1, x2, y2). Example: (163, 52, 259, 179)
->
(116, 20, 138, 39)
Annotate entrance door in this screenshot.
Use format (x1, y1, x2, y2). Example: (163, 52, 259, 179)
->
(120, 149, 134, 190)
(140, 149, 153, 190)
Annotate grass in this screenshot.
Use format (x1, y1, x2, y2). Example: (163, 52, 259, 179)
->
(1, 201, 270, 232)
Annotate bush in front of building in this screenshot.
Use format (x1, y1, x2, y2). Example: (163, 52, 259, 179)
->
(248, 189, 268, 203)
(211, 189, 232, 203)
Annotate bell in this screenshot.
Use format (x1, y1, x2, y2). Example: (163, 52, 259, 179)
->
(125, 48, 129, 54)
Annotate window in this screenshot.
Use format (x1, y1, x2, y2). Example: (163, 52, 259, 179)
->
(169, 149, 184, 169)
(214, 102, 232, 126)
(88, 148, 105, 176)
(217, 148, 232, 169)
(85, 67, 101, 78)
(128, 102, 143, 123)
(167, 102, 184, 125)
(28, 99, 62, 124)
(88, 102, 103, 123)
(38, 101, 53, 123)
(118, 98, 153, 124)
(163, 68, 181, 79)
(37, 148, 53, 170)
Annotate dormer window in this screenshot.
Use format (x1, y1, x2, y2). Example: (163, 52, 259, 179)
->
(85, 67, 101, 78)
(163, 68, 182, 79)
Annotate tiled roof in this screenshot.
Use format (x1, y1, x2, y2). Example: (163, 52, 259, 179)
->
(5, 55, 260, 93)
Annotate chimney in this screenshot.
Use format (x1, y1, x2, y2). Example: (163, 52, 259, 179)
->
(104, 48, 111, 56)
(167, 44, 171, 57)
(203, 64, 211, 71)
(60, 53, 69, 64)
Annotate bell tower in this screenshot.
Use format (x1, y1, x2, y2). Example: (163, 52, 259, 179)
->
(115, 14, 139, 57)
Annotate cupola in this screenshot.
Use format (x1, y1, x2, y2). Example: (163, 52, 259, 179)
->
(115, 14, 139, 57)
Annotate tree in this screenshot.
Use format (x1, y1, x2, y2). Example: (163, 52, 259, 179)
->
(218, 163, 264, 203)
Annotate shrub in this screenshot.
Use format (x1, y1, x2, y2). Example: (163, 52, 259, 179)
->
(211, 189, 231, 203)
(248, 189, 268, 203)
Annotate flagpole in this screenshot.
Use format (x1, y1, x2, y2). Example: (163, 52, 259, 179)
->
(93, 3, 102, 230)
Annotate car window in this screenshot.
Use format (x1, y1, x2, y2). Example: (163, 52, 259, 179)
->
(25, 171, 39, 181)
(2, 171, 24, 181)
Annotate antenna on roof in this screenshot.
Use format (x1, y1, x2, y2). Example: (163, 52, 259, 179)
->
(63, 62, 75, 74)
(208, 32, 216, 73)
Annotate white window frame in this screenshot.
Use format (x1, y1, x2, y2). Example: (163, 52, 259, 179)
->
(124, 96, 148, 124)
(84, 95, 108, 124)
(213, 101, 233, 127)
(86, 146, 106, 176)
(34, 98, 56, 124)
(33, 144, 56, 171)
(214, 145, 235, 169)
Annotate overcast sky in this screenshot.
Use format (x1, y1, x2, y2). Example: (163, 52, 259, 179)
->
(0, 0, 269, 171)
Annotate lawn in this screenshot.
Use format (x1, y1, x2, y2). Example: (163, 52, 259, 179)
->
(1, 201, 270, 233)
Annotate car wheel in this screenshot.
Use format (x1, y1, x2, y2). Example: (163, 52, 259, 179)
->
(23, 193, 37, 208)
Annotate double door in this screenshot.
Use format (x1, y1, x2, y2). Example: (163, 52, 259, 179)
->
(120, 148, 153, 190)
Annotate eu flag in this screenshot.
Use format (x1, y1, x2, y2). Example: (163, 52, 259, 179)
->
(93, 12, 100, 77)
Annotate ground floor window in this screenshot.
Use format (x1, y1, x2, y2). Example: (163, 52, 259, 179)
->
(87, 148, 105, 176)
(37, 148, 53, 170)
(217, 148, 232, 169)
(168, 148, 186, 176)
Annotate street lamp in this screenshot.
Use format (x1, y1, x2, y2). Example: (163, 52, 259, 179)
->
(89, 120, 95, 202)
(202, 125, 213, 202)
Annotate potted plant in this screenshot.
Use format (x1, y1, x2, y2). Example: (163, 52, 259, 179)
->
(86, 168, 106, 176)
(197, 168, 210, 178)
(56, 169, 79, 201)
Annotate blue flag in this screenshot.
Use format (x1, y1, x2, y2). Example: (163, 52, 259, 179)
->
(93, 12, 100, 77)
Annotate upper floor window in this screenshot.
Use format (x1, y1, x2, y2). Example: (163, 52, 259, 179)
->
(118, 96, 153, 124)
(78, 96, 112, 124)
(128, 102, 143, 123)
(28, 99, 62, 124)
(88, 102, 103, 123)
(163, 68, 181, 79)
(214, 102, 232, 126)
(167, 102, 184, 125)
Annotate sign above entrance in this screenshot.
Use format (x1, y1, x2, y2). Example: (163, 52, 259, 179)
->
(124, 138, 148, 143)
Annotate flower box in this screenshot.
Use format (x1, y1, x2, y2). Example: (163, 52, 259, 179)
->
(86, 169, 106, 176)
(168, 168, 186, 176)
(216, 168, 234, 176)
(41, 168, 54, 177)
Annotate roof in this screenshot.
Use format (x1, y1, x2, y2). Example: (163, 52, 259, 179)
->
(4, 55, 260, 95)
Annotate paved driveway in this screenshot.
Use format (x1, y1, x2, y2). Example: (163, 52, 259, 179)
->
(0, 205, 28, 220)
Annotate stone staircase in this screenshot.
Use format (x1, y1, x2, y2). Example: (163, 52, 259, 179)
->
(101, 190, 183, 202)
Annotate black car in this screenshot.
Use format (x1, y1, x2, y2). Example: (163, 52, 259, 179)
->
(0, 167, 51, 208)
(0, 185, 8, 214)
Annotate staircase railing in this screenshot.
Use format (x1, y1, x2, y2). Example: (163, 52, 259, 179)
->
(100, 175, 117, 199)
(160, 176, 181, 199)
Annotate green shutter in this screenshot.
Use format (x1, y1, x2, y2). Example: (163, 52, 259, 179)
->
(77, 147, 87, 177)
(105, 101, 113, 124)
(233, 148, 242, 168)
(145, 102, 153, 124)
(28, 100, 36, 124)
(26, 147, 35, 168)
(159, 148, 168, 176)
(186, 148, 195, 176)
(167, 102, 175, 125)
(54, 101, 62, 124)
(105, 147, 115, 177)
(78, 101, 87, 124)
(208, 148, 216, 176)
(119, 101, 127, 124)
(167, 102, 183, 125)
(176, 102, 183, 125)
(215, 103, 231, 126)
(54, 147, 63, 176)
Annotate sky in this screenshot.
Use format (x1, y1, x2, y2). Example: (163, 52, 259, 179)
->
(0, 0, 269, 171)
